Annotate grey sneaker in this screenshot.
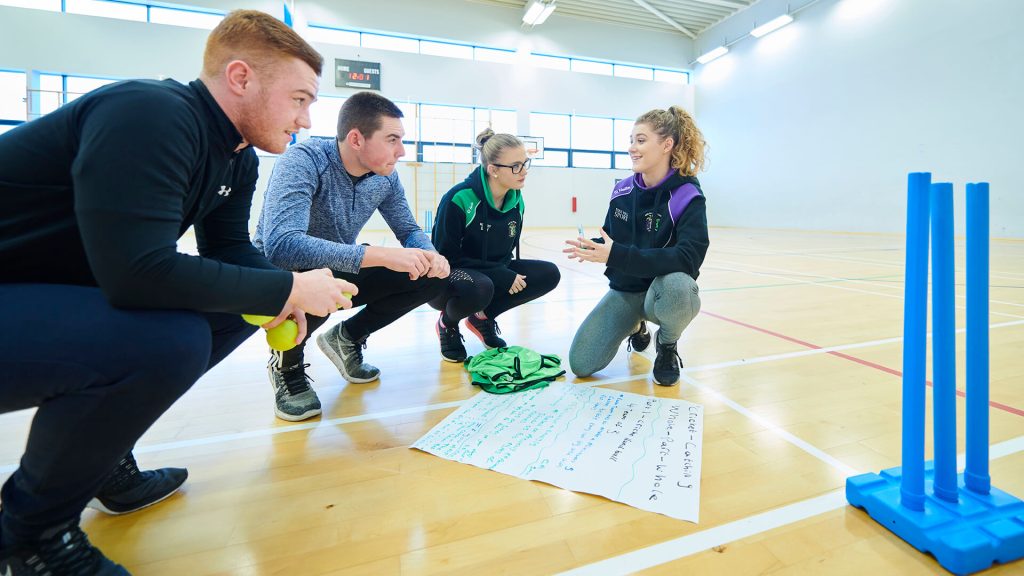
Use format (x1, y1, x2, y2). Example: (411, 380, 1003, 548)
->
(316, 324, 380, 383)
(268, 360, 322, 421)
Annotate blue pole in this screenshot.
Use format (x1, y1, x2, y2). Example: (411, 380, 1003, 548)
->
(901, 172, 930, 512)
(965, 182, 991, 494)
(930, 182, 958, 503)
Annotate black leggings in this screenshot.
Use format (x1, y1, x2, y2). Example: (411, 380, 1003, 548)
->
(281, 266, 446, 366)
(429, 259, 561, 323)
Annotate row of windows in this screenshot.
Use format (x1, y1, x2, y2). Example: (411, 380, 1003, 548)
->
(0, 0, 689, 84)
(311, 96, 638, 169)
(1, 71, 643, 169)
(0, 0, 223, 29)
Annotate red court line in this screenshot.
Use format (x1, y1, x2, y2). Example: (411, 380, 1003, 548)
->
(700, 310, 1024, 418)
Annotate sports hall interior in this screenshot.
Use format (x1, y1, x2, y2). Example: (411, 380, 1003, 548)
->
(1, 0, 1021, 574)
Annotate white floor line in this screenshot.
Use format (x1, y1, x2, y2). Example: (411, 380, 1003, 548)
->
(679, 373, 860, 476)
(558, 434, 1024, 576)
(3, 319, 1024, 475)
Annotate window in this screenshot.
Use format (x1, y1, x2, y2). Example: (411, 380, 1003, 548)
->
(309, 95, 345, 138)
(38, 74, 65, 116)
(614, 119, 634, 152)
(532, 150, 568, 168)
(361, 33, 418, 54)
(572, 151, 612, 169)
(65, 0, 147, 22)
(570, 59, 613, 76)
(421, 105, 474, 144)
(474, 47, 516, 64)
(65, 76, 116, 103)
(530, 54, 570, 71)
(0, 0, 60, 10)
(421, 41, 472, 60)
(150, 6, 222, 29)
(0, 124, 17, 135)
(529, 113, 569, 149)
(614, 64, 654, 81)
(421, 144, 472, 164)
(395, 101, 418, 143)
(0, 71, 26, 122)
(654, 69, 689, 85)
(475, 109, 516, 136)
(614, 153, 632, 170)
(304, 25, 360, 47)
(571, 116, 613, 151)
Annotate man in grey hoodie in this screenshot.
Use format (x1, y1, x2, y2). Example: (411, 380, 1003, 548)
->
(254, 92, 449, 421)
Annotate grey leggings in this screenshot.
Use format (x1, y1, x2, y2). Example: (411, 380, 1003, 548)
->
(569, 272, 701, 377)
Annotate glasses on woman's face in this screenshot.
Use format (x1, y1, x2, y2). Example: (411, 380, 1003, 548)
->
(492, 158, 531, 174)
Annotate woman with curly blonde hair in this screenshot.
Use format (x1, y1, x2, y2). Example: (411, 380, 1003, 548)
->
(564, 106, 709, 386)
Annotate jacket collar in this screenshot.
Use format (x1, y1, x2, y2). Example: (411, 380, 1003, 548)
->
(189, 79, 245, 154)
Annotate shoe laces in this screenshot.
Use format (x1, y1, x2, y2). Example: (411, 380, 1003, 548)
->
(29, 524, 104, 575)
(438, 319, 464, 344)
(278, 363, 314, 396)
(654, 341, 682, 371)
(473, 316, 501, 338)
(100, 453, 142, 494)
(626, 321, 648, 352)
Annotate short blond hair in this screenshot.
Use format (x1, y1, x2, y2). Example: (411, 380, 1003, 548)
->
(202, 10, 323, 79)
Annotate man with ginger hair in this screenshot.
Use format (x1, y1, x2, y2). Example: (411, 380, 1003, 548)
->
(0, 10, 353, 575)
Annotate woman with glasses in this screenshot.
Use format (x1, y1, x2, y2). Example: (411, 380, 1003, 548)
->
(563, 106, 709, 387)
(429, 129, 561, 362)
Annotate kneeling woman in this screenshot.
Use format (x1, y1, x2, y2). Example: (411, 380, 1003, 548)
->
(565, 106, 709, 386)
(430, 129, 561, 362)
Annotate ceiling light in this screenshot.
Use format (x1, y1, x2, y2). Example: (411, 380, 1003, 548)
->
(751, 14, 794, 38)
(523, 0, 556, 26)
(696, 45, 728, 65)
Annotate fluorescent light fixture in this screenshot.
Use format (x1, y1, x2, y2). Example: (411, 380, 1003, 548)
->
(751, 14, 794, 38)
(696, 45, 728, 65)
(522, 0, 556, 26)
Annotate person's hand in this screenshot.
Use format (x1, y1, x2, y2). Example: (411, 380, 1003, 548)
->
(509, 274, 528, 294)
(262, 304, 309, 346)
(287, 269, 357, 316)
(564, 228, 612, 264)
(424, 252, 451, 278)
(382, 247, 432, 279)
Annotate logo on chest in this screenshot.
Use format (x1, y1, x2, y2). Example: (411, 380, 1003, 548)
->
(643, 211, 662, 232)
(613, 207, 629, 222)
(508, 220, 518, 238)
(216, 185, 232, 197)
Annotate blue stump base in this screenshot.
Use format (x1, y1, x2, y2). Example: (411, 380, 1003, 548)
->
(846, 464, 1024, 575)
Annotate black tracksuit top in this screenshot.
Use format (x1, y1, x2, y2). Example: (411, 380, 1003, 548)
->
(0, 79, 291, 315)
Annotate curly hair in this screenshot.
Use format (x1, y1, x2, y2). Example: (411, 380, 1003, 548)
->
(635, 106, 707, 177)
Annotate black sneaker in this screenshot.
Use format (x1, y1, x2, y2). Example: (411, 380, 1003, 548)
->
(268, 360, 322, 421)
(316, 323, 380, 383)
(86, 453, 187, 515)
(652, 330, 683, 387)
(436, 314, 467, 363)
(465, 314, 506, 349)
(0, 520, 130, 575)
(627, 321, 652, 352)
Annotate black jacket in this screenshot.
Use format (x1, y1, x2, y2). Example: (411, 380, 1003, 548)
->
(602, 171, 709, 292)
(0, 79, 291, 315)
(432, 166, 524, 292)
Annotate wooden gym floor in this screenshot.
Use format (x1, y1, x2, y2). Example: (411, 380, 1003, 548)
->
(1, 227, 1022, 575)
